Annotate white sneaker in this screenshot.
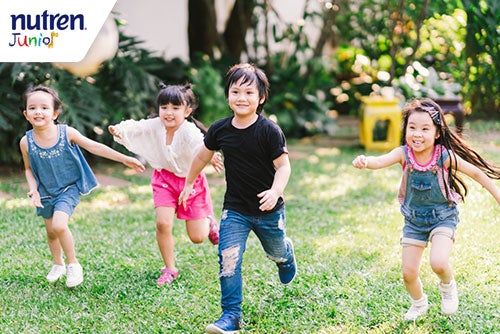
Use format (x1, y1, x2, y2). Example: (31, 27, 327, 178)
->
(439, 279, 459, 315)
(46, 264, 66, 282)
(404, 294, 429, 321)
(66, 263, 84, 287)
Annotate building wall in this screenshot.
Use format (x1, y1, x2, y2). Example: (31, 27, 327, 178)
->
(113, 0, 311, 61)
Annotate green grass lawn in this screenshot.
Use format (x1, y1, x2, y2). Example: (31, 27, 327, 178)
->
(0, 120, 499, 333)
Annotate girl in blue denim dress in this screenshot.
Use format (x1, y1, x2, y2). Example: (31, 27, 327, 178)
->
(19, 85, 145, 287)
(353, 98, 500, 321)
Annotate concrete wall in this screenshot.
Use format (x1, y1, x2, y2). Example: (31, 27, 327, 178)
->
(113, 0, 311, 61)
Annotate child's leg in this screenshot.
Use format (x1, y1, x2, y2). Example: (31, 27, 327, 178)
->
(185, 218, 209, 243)
(429, 234, 454, 283)
(50, 210, 77, 264)
(401, 245, 425, 299)
(44, 217, 64, 265)
(155, 206, 176, 271)
(430, 231, 458, 315)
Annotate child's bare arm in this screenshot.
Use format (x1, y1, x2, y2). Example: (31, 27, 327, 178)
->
(352, 147, 405, 170)
(179, 145, 215, 208)
(257, 153, 291, 211)
(67, 126, 145, 173)
(19, 137, 43, 208)
(453, 155, 500, 205)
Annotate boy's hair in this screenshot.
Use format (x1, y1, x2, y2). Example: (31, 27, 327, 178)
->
(156, 82, 207, 134)
(23, 85, 63, 112)
(224, 63, 269, 114)
(401, 98, 500, 201)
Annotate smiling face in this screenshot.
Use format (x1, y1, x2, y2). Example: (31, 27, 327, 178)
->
(158, 102, 191, 131)
(23, 90, 60, 129)
(227, 78, 265, 119)
(405, 111, 439, 154)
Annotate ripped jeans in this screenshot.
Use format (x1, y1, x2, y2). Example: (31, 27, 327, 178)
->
(217, 208, 291, 319)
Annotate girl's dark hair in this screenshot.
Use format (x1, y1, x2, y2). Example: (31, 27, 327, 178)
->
(224, 63, 269, 114)
(23, 85, 63, 122)
(156, 82, 208, 134)
(401, 98, 500, 201)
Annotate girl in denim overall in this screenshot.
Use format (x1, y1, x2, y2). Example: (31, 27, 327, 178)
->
(353, 98, 500, 321)
(20, 85, 145, 288)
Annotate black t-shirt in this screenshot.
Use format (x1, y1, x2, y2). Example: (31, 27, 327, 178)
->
(204, 115, 288, 216)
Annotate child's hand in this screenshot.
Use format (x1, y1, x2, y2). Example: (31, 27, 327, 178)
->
(257, 188, 280, 211)
(178, 184, 194, 210)
(108, 125, 121, 139)
(27, 190, 43, 208)
(352, 155, 369, 169)
(123, 157, 146, 173)
(211, 152, 224, 174)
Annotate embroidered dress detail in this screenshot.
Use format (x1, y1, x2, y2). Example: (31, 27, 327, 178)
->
(26, 125, 98, 197)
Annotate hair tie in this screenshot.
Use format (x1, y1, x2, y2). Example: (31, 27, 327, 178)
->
(421, 105, 442, 125)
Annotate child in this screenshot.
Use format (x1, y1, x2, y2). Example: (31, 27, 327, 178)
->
(19, 85, 146, 288)
(352, 98, 500, 321)
(179, 63, 297, 333)
(108, 83, 221, 286)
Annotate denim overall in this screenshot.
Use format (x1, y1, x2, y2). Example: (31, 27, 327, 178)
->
(398, 145, 460, 244)
(27, 125, 98, 217)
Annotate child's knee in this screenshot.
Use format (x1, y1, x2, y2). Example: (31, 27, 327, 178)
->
(430, 258, 450, 275)
(220, 246, 240, 277)
(156, 218, 173, 231)
(402, 265, 419, 282)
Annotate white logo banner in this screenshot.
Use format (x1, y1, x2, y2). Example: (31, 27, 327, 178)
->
(0, 0, 116, 62)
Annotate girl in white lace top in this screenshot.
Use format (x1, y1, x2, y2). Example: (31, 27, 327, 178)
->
(109, 83, 222, 286)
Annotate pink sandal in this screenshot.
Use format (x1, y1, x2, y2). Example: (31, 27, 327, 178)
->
(157, 268, 179, 286)
(208, 216, 219, 245)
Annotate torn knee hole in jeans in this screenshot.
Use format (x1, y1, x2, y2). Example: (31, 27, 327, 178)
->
(220, 245, 240, 277)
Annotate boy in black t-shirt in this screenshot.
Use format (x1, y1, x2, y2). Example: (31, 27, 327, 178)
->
(180, 63, 296, 333)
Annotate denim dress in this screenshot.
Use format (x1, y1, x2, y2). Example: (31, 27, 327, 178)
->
(398, 145, 461, 243)
(26, 124, 98, 199)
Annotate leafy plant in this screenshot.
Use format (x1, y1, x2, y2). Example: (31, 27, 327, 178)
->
(187, 57, 228, 127)
(0, 31, 186, 165)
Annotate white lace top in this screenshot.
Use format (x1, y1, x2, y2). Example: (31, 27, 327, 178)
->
(112, 117, 204, 177)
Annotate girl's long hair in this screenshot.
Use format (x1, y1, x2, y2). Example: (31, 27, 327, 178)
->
(401, 98, 500, 201)
(154, 82, 208, 134)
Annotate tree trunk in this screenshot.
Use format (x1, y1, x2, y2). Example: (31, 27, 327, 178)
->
(222, 0, 256, 61)
(188, 0, 218, 62)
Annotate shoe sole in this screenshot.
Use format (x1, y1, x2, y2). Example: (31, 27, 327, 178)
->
(47, 275, 65, 283)
(282, 237, 297, 285)
(66, 277, 83, 287)
(47, 271, 66, 283)
(206, 323, 239, 334)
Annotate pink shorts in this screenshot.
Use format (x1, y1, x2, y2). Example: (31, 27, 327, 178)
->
(151, 169, 214, 220)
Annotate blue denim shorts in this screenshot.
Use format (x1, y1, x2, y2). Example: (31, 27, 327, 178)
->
(37, 185, 81, 219)
(400, 204, 459, 247)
